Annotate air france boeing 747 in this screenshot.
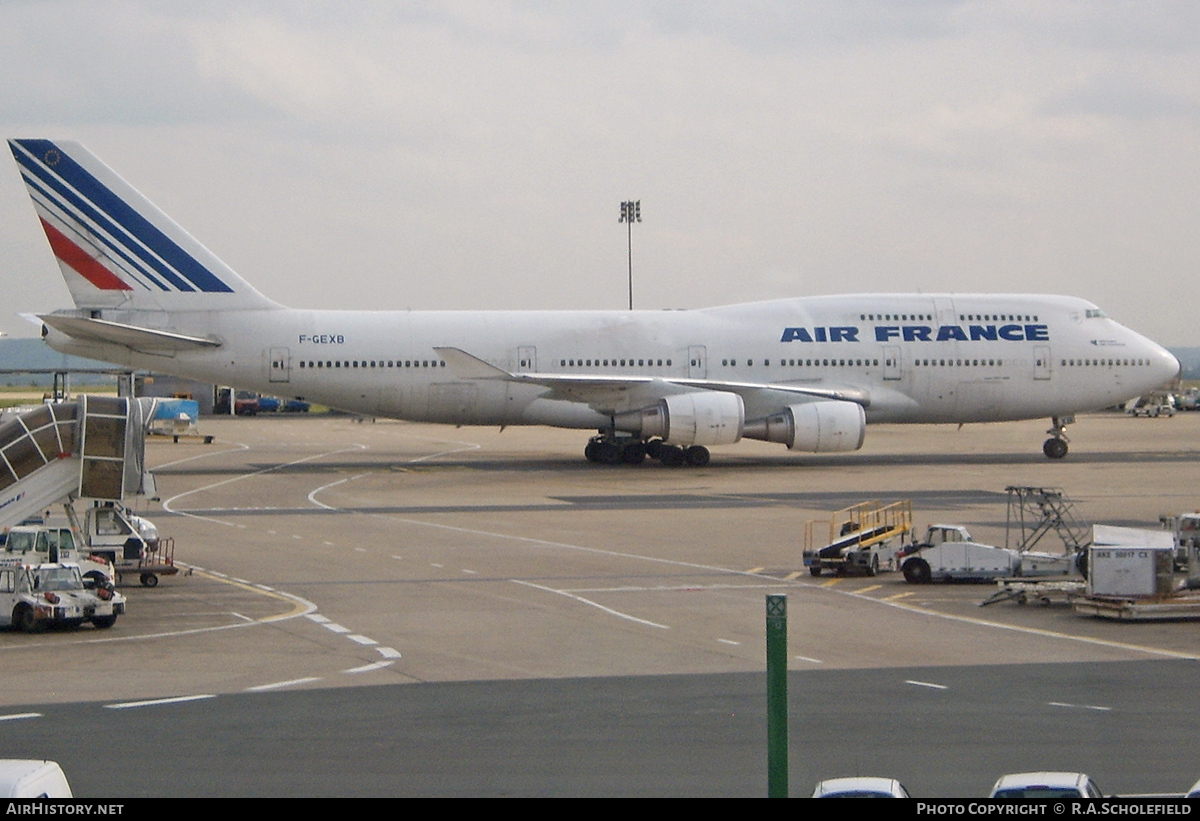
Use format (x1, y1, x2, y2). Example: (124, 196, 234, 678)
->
(6, 139, 1181, 466)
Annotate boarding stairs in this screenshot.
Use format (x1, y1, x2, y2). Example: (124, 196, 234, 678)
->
(0, 396, 157, 533)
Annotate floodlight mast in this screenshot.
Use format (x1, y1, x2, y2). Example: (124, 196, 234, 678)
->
(618, 200, 641, 310)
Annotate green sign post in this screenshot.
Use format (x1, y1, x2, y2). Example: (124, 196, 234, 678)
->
(766, 594, 788, 797)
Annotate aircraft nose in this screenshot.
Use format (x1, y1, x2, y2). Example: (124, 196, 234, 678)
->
(1153, 344, 1181, 383)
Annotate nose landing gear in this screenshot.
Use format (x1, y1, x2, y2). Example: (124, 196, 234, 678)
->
(1042, 415, 1073, 459)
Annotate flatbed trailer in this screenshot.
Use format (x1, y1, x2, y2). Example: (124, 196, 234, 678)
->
(980, 579, 1085, 607)
(1071, 593, 1200, 621)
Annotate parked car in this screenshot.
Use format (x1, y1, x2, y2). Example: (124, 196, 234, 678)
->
(989, 772, 1104, 798)
(234, 390, 260, 416)
(811, 776, 911, 797)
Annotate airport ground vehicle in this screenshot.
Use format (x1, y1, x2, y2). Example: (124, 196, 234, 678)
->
(1127, 394, 1176, 417)
(1159, 512, 1200, 571)
(900, 525, 1020, 583)
(2, 522, 115, 585)
(901, 523, 1079, 584)
(0, 760, 72, 798)
(8, 503, 177, 588)
(803, 501, 912, 577)
(0, 562, 125, 632)
(989, 772, 1104, 799)
(811, 776, 910, 797)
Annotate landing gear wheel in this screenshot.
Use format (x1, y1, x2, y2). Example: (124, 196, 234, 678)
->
(684, 446, 710, 467)
(1043, 438, 1068, 459)
(645, 439, 664, 459)
(902, 558, 932, 584)
(809, 566, 822, 577)
(621, 441, 647, 465)
(659, 445, 686, 467)
(140, 573, 159, 588)
(92, 615, 117, 629)
(584, 440, 601, 463)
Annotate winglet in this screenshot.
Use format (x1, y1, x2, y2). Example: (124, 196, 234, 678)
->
(434, 347, 514, 380)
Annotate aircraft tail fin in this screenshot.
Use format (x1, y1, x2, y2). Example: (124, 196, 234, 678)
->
(8, 139, 280, 312)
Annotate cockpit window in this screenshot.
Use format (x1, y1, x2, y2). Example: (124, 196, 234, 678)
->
(1085, 309, 1108, 319)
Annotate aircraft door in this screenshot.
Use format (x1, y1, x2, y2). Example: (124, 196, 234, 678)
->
(516, 347, 537, 372)
(688, 346, 707, 379)
(1033, 345, 1051, 381)
(267, 347, 291, 383)
(883, 345, 902, 381)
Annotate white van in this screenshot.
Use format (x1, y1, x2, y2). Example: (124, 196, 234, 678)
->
(0, 760, 73, 798)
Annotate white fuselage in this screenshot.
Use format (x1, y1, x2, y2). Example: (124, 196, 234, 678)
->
(46, 293, 1179, 432)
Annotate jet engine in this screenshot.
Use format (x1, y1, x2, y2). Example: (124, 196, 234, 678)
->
(742, 400, 866, 452)
(613, 391, 744, 446)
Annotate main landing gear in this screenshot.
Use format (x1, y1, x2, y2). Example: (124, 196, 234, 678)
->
(1042, 414, 1073, 459)
(584, 434, 710, 467)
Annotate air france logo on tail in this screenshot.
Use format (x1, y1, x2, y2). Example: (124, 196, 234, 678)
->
(781, 324, 1050, 342)
(7, 139, 233, 294)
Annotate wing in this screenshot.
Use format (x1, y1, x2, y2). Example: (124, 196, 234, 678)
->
(434, 346, 871, 416)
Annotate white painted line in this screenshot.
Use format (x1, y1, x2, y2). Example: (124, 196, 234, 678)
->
(246, 677, 322, 692)
(164, 442, 367, 524)
(567, 582, 791, 594)
(231, 577, 250, 584)
(344, 661, 395, 674)
(0, 713, 41, 722)
(905, 680, 949, 690)
(106, 694, 217, 709)
(354, 548, 367, 553)
(306, 614, 331, 624)
(254, 584, 275, 592)
(717, 639, 740, 646)
(348, 634, 378, 645)
(377, 647, 402, 659)
(511, 579, 670, 629)
(431, 563, 444, 568)
(323, 623, 351, 634)
(794, 656, 824, 664)
(462, 569, 477, 574)
(390, 555, 404, 560)
(1048, 701, 1112, 711)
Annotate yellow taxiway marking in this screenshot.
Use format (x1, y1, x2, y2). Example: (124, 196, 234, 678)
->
(821, 579, 841, 587)
(185, 566, 315, 622)
(746, 567, 765, 574)
(783, 571, 803, 581)
(884, 591, 916, 601)
(857, 584, 882, 595)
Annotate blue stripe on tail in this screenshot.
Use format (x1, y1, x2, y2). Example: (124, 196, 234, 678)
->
(11, 140, 233, 293)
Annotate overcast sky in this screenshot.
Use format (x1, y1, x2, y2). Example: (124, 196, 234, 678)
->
(1, 1, 1197, 344)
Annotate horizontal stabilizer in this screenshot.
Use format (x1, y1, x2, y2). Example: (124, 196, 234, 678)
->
(41, 314, 221, 352)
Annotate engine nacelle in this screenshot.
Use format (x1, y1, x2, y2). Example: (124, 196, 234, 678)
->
(742, 400, 866, 453)
(613, 392, 744, 446)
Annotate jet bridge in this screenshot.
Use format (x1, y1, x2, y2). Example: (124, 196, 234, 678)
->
(0, 396, 157, 532)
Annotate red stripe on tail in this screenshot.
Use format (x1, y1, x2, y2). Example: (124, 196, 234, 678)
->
(40, 217, 132, 291)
